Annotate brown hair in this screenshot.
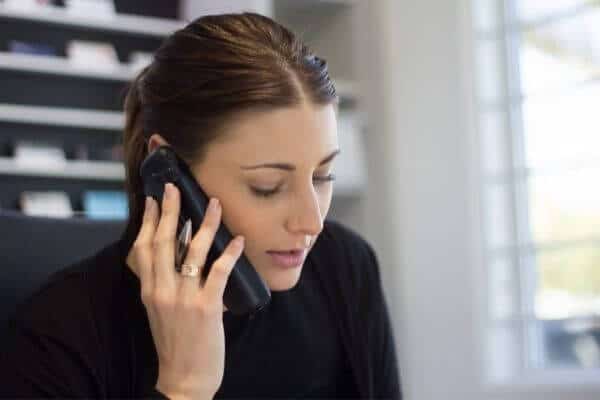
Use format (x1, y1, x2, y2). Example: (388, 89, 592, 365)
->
(120, 12, 338, 248)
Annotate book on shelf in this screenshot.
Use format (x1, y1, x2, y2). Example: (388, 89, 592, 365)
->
(20, 191, 74, 218)
(8, 40, 58, 57)
(82, 190, 128, 220)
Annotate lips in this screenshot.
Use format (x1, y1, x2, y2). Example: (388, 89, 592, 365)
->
(266, 249, 307, 268)
(269, 248, 307, 253)
(267, 249, 307, 257)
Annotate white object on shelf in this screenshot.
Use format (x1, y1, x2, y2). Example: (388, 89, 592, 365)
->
(0, 104, 123, 130)
(66, 40, 119, 72)
(0, 52, 133, 80)
(64, 0, 115, 20)
(4, 0, 54, 12)
(14, 141, 67, 169)
(0, 3, 183, 37)
(0, 157, 125, 181)
(20, 191, 74, 218)
(333, 111, 366, 196)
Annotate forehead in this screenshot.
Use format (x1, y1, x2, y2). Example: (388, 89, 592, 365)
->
(204, 104, 338, 167)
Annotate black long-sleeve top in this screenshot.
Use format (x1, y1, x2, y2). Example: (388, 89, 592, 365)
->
(0, 219, 401, 399)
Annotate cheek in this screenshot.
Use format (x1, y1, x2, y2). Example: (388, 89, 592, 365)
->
(218, 197, 262, 240)
(318, 186, 333, 218)
(217, 185, 332, 246)
(216, 194, 281, 254)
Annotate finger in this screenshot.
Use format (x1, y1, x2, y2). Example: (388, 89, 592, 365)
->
(203, 236, 245, 304)
(152, 183, 180, 291)
(131, 196, 159, 286)
(178, 197, 222, 296)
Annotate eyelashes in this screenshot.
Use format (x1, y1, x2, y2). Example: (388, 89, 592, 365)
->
(251, 174, 336, 198)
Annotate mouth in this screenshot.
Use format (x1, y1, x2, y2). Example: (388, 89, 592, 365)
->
(266, 249, 307, 268)
(268, 247, 308, 253)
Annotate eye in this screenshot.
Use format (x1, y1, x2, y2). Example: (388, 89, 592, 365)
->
(313, 173, 336, 184)
(251, 186, 279, 198)
(250, 174, 336, 199)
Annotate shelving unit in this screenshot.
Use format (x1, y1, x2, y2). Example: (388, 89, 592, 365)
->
(0, 104, 123, 129)
(0, 3, 170, 214)
(0, 0, 366, 230)
(0, 4, 183, 37)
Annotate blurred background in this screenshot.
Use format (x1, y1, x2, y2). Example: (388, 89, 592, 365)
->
(0, 0, 599, 399)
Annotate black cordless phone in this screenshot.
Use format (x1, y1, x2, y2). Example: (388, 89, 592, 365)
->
(140, 145, 271, 316)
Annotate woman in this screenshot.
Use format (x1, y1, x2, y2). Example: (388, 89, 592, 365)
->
(0, 13, 401, 399)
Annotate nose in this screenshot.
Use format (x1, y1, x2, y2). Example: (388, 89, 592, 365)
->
(285, 185, 323, 239)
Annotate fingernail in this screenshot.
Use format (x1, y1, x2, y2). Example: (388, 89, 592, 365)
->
(235, 236, 245, 248)
(164, 183, 173, 199)
(210, 198, 220, 212)
(145, 196, 153, 212)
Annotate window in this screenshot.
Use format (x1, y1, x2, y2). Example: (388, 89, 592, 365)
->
(473, 0, 600, 383)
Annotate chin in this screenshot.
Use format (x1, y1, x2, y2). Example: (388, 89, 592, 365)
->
(263, 266, 303, 292)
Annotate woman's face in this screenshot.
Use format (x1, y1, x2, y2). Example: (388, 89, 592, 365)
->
(149, 103, 339, 291)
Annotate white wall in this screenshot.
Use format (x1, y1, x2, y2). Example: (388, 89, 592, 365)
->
(357, 0, 477, 398)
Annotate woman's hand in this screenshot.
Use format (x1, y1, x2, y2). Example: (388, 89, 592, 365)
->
(126, 183, 244, 400)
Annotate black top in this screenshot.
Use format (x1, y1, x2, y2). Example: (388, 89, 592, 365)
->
(0, 219, 401, 399)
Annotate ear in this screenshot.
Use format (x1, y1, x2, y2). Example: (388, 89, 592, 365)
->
(147, 133, 169, 154)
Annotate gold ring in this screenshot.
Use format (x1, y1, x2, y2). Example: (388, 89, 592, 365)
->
(179, 263, 200, 277)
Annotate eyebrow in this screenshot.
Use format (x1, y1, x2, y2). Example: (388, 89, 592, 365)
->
(240, 149, 341, 171)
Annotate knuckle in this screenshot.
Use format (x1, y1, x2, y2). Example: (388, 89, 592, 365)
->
(188, 239, 205, 256)
(153, 291, 174, 308)
(180, 296, 197, 311)
(132, 239, 148, 252)
(140, 289, 152, 306)
(152, 234, 170, 248)
(212, 260, 233, 276)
